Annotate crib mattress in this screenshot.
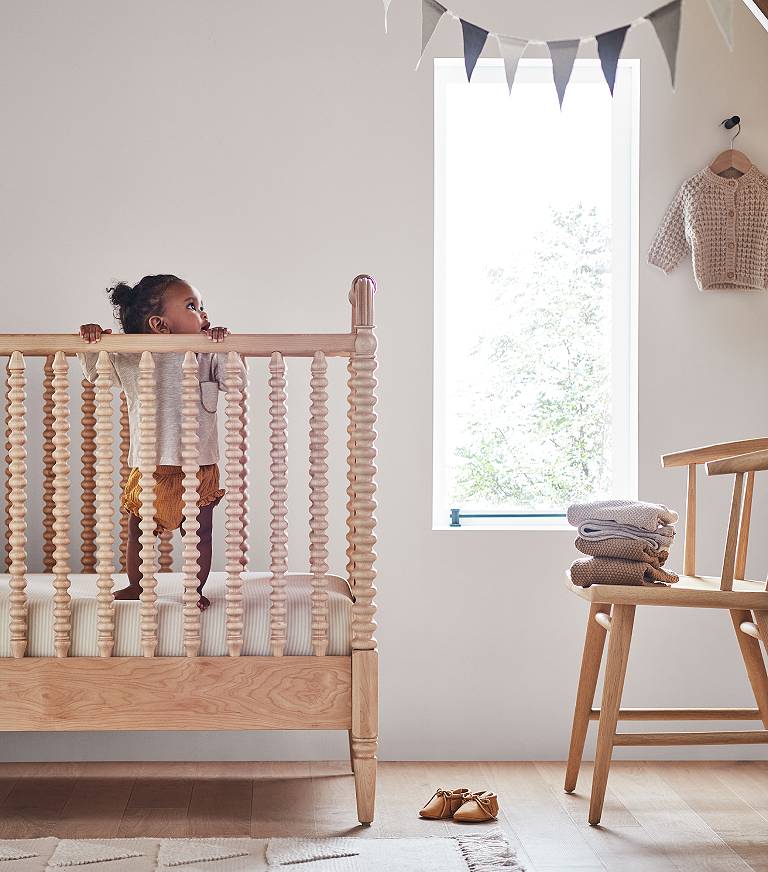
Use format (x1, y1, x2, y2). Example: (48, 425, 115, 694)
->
(0, 572, 352, 657)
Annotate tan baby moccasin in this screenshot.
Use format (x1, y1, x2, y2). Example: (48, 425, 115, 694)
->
(419, 787, 471, 820)
(453, 791, 499, 822)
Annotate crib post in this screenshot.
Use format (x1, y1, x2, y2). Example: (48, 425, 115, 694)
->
(268, 352, 288, 657)
(309, 351, 330, 656)
(42, 355, 56, 572)
(347, 275, 378, 825)
(80, 379, 97, 573)
(138, 351, 158, 657)
(4, 373, 11, 572)
(95, 351, 115, 657)
(7, 351, 28, 659)
(225, 351, 246, 657)
(52, 352, 72, 658)
(181, 351, 202, 657)
(240, 359, 250, 569)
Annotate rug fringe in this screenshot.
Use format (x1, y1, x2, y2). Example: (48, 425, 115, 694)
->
(456, 831, 524, 871)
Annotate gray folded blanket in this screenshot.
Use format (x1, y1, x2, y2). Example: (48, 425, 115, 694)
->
(577, 521, 675, 551)
(567, 499, 678, 532)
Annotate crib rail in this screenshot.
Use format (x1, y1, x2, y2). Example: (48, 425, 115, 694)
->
(0, 274, 378, 660)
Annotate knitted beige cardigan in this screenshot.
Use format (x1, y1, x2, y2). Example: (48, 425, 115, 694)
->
(648, 165, 768, 291)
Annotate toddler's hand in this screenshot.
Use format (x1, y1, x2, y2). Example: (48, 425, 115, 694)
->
(79, 324, 112, 343)
(204, 326, 230, 343)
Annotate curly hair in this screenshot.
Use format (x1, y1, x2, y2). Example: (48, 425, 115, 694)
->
(107, 274, 184, 334)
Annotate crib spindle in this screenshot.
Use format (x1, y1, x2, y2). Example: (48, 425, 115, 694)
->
(225, 351, 246, 657)
(94, 351, 116, 657)
(52, 352, 72, 658)
(4, 374, 11, 572)
(309, 351, 330, 656)
(158, 532, 174, 572)
(8, 351, 28, 658)
(119, 392, 130, 572)
(348, 280, 378, 652)
(80, 379, 97, 573)
(345, 354, 356, 587)
(268, 352, 288, 657)
(42, 355, 56, 572)
(180, 351, 201, 657)
(239, 361, 250, 569)
(138, 351, 158, 657)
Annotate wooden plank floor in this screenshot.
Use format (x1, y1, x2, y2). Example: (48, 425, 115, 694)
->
(0, 761, 767, 870)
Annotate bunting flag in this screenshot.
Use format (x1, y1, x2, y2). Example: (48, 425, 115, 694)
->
(647, 0, 682, 87)
(596, 25, 630, 95)
(417, 0, 447, 70)
(396, 0, 694, 106)
(382, 0, 392, 33)
(547, 39, 580, 108)
(495, 35, 528, 93)
(706, 0, 735, 50)
(461, 19, 489, 82)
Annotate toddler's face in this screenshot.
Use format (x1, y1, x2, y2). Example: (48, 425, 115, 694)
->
(155, 282, 210, 334)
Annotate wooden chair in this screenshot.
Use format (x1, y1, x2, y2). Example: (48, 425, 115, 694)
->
(564, 438, 768, 826)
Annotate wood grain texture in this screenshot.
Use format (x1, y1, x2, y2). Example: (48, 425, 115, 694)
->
(51, 351, 72, 658)
(137, 351, 158, 657)
(268, 351, 288, 657)
(662, 437, 768, 467)
(708, 448, 768, 475)
(180, 351, 201, 657)
(568, 574, 768, 609)
(80, 378, 97, 573)
(7, 351, 27, 659)
(684, 462, 696, 577)
(613, 730, 768, 746)
(721, 472, 745, 592)
(224, 351, 245, 657)
(94, 351, 115, 657)
(309, 351, 330, 656)
(0, 657, 352, 731)
(41, 355, 56, 572)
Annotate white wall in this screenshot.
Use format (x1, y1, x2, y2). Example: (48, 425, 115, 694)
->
(2, 0, 768, 762)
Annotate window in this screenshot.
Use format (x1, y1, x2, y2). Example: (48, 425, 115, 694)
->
(434, 59, 639, 528)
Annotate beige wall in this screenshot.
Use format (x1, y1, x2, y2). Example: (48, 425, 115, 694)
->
(1, 0, 768, 761)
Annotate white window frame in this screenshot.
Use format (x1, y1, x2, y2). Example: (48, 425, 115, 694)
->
(433, 58, 639, 530)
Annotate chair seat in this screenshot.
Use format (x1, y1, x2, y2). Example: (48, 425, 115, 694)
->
(566, 571, 768, 609)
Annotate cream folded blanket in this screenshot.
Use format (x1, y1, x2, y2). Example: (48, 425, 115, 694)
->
(577, 521, 675, 551)
(567, 499, 678, 532)
(570, 556, 679, 588)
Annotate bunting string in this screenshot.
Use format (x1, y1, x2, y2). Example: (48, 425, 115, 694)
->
(383, 0, 733, 105)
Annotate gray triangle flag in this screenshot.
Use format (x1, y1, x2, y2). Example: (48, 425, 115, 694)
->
(383, 0, 392, 33)
(547, 39, 580, 109)
(461, 19, 489, 82)
(596, 24, 630, 95)
(495, 35, 527, 93)
(417, 0, 447, 69)
(706, 0, 734, 49)
(647, 0, 682, 87)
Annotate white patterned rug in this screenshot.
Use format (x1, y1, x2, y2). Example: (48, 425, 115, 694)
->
(0, 833, 522, 871)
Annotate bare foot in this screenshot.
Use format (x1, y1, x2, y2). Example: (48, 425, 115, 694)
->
(197, 594, 210, 611)
(114, 585, 142, 601)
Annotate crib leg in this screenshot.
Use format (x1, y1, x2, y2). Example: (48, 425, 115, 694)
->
(351, 649, 378, 825)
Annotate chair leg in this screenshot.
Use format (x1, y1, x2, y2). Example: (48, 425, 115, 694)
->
(731, 609, 768, 729)
(565, 603, 611, 794)
(589, 603, 635, 827)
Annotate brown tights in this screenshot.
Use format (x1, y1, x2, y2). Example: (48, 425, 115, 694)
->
(117, 504, 215, 611)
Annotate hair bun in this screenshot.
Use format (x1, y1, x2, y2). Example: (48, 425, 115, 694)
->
(107, 281, 135, 309)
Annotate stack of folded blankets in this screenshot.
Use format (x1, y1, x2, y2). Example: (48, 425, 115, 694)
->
(566, 499, 679, 588)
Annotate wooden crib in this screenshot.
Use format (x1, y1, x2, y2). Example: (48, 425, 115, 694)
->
(0, 274, 379, 825)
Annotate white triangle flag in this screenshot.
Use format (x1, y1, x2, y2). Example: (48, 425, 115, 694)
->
(417, 0, 447, 70)
(495, 35, 527, 93)
(383, 0, 393, 33)
(706, 0, 735, 49)
(48, 841, 143, 866)
(158, 839, 249, 867)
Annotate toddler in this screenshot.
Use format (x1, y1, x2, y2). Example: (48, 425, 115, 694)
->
(79, 273, 243, 610)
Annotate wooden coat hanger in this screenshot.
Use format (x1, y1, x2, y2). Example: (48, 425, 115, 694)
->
(709, 115, 753, 177)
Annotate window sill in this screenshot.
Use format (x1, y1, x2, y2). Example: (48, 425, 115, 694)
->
(433, 523, 573, 532)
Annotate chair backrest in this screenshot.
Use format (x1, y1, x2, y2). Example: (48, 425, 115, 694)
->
(662, 438, 768, 590)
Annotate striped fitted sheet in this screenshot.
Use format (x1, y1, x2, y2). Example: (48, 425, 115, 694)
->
(0, 572, 352, 657)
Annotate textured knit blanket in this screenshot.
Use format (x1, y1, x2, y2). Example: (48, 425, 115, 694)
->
(570, 556, 679, 588)
(577, 521, 675, 550)
(574, 536, 670, 568)
(567, 499, 678, 532)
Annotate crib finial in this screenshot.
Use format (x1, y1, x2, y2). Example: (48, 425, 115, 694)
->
(349, 275, 377, 330)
